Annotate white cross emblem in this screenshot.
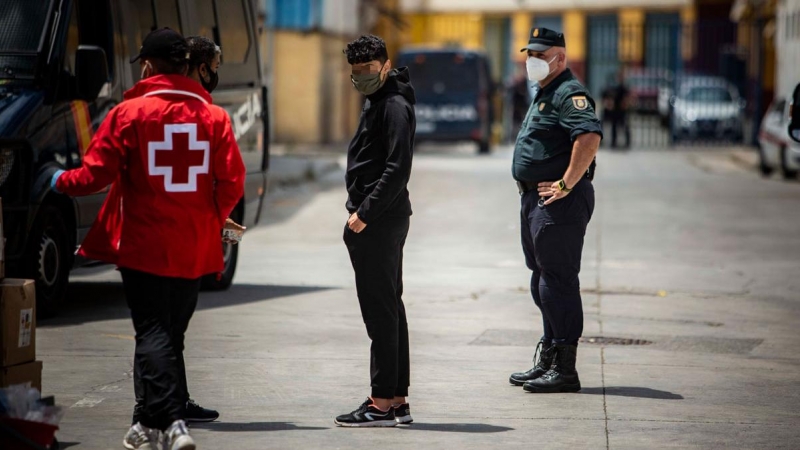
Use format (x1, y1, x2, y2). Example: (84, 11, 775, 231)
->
(148, 124, 210, 192)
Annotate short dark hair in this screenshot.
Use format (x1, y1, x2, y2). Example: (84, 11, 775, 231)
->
(148, 55, 189, 75)
(344, 35, 388, 65)
(187, 36, 220, 71)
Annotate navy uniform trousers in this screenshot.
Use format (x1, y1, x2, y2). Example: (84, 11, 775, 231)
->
(520, 177, 595, 345)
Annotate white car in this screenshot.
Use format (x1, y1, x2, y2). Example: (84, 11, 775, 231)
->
(670, 79, 745, 143)
(758, 98, 800, 179)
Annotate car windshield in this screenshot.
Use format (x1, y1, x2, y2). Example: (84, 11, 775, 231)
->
(684, 87, 733, 103)
(400, 53, 480, 95)
(0, 0, 52, 80)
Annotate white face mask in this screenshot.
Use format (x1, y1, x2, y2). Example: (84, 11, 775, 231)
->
(526, 55, 558, 82)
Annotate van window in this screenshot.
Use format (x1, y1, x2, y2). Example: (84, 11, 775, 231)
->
(216, 0, 250, 63)
(404, 53, 480, 94)
(132, 0, 156, 50)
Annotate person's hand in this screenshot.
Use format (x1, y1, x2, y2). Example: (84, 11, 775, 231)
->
(347, 213, 367, 234)
(223, 218, 246, 244)
(538, 181, 570, 206)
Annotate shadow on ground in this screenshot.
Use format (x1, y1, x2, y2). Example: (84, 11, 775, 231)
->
(191, 422, 328, 432)
(581, 386, 684, 400)
(398, 423, 514, 433)
(39, 283, 333, 328)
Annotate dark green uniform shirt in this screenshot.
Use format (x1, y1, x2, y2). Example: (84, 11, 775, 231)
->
(513, 69, 602, 183)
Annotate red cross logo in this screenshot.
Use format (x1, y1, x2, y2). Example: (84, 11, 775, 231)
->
(148, 124, 210, 192)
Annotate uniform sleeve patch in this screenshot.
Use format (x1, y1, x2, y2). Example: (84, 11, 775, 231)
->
(572, 96, 588, 110)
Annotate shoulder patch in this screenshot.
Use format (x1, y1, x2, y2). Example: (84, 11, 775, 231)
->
(572, 96, 588, 110)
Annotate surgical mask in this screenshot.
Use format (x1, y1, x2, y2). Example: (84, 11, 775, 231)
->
(527, 55, 557, 82)
(201, 64, 219, 93)
(351, 62, 386, 96)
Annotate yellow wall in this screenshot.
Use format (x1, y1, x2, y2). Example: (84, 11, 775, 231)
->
(619, 8, 645, 65)
(511, 12, 531, 63)
(273, 31, 360, 144)
(563, 11, 587, 62)
(405, 14, 485, 49)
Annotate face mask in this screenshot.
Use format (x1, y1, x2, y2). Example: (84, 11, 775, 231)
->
(526, 55, 558, 82)
(201, 64, 219, 93)
(351, 62, 386, 96)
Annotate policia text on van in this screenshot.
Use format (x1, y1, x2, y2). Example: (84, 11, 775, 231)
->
(0, 0, 269, 314)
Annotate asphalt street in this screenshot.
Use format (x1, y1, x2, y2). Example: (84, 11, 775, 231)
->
(39, 144, 800, 449)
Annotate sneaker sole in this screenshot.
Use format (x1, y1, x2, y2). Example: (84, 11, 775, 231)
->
(523, 383, 581, 393)
(168, 435, 196, 450)
(334, 419, 398, 428)
(124, 441, 156, 450)
(396, 416, 414, 424)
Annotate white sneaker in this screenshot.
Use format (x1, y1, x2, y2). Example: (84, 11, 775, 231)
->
(122, 423, 160, 450)
(162, 419, 196, 450)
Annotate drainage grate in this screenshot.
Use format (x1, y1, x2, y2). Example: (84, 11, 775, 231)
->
(580, 336, 653, 346)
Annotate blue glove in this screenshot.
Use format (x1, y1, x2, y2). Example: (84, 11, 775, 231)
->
(51, 170, 65, 194)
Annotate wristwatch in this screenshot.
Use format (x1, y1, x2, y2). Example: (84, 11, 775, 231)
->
(557, 179, 572, 193)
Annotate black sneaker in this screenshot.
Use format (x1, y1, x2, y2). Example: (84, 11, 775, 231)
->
(393, 403, 413, 424)
(334, 398, 397, 427)
(185, 399, 219, 423)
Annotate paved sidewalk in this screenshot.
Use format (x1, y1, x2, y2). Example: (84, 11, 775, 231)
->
(39, 146, 800, 449)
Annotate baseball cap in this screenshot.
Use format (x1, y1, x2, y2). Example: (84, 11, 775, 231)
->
(130, 28, 190, 63)
(520, 27, 566, 52)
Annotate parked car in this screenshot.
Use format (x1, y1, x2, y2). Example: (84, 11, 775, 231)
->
(758, 97, 800, 178)
(669, 78, 745, 143)
(0, 0, 269, 314)
(658, 74, 715, 126)
(624, 68, 671, 114)
(397, 48, 495, 154)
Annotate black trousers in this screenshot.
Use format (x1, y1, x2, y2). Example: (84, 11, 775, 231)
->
(121, 268, 200, 430)
(344, 216, 410, 399)
(520, 178, 594, 345)
(610, 112, 630, 148)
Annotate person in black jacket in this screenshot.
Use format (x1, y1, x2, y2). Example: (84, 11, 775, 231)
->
(335, 35, 416, 428)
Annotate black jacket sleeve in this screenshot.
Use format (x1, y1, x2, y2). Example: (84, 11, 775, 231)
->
(356, 98, 413, 223)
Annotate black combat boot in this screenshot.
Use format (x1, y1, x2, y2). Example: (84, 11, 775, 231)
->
(523, 344, 581, 393)
(509, 340, 555, 386)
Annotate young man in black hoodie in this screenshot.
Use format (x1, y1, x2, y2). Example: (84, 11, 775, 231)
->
(335, 35, 416, 428)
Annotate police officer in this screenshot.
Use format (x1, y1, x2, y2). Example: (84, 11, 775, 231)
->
(508, 28, 602, 393)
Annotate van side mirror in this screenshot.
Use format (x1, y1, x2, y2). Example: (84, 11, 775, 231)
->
(75, 45, 109, 101)
(791, 83, 800, 143)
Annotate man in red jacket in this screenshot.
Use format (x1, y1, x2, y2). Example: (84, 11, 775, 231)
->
(52, 28, 244, 450)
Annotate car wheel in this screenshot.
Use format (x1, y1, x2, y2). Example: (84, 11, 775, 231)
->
(201, 211, 241, 291)
(780, 146, 798, 180)
(478, 139, 490, 155)
(758, 145, 774, 176)
(23, 205, 72, 317)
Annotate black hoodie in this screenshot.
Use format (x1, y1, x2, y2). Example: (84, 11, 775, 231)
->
(345, 67, 416, 224)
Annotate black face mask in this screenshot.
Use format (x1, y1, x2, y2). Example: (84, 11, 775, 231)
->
(201, 64, 219, 93)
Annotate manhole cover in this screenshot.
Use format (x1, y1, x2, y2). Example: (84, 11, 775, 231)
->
(580, 336, 653, 346)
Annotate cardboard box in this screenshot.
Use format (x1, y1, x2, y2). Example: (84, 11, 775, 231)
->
(0, 360, 42, 392)
(0, 279, 36, 367)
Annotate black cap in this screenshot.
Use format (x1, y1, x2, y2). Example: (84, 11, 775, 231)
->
(520, 27, 566, 52)
(130, 28, 189, 63)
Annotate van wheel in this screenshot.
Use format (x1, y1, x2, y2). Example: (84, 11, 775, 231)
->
(23, 205, 71, 317)
(780, 146, 798, 179)
(201, 212, 241, 291)
(478, 140, 490, 154)
(757, 145, 773, 176)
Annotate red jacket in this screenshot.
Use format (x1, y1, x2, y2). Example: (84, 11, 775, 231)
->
(57, 75, 245, 279)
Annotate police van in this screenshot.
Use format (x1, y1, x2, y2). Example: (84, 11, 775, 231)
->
(0, 0, 269, 314)
(397, 48, 495, 154)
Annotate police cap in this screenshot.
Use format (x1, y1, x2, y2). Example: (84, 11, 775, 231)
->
(520, 27, 566, 53)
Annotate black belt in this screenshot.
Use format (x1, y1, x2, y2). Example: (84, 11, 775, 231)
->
(517, 174, 592, 195)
